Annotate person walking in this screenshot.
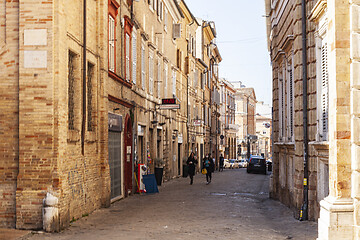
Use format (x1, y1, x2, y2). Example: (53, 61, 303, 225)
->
(202, 154, 214, 184)
(186, 152, 198, 185)
(219, 154, 224, 172)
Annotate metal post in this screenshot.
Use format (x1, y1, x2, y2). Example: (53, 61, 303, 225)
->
(300, 0, 309, 221)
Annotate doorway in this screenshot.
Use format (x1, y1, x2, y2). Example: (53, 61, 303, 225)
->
(124, 114, 133, 196)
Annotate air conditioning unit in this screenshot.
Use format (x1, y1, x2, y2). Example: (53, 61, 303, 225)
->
(173, 23, 181, 39)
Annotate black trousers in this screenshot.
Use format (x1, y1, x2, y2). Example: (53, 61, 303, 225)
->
(206, 167, 212, 182)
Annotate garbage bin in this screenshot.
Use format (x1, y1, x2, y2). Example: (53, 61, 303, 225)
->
(183, 165, 189, 178)
(154, 167, 163, 186)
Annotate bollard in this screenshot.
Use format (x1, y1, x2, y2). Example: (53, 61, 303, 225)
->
(43, 192, 60, 232)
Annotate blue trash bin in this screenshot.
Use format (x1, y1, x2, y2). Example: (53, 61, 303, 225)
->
(142, 174, 159, 194)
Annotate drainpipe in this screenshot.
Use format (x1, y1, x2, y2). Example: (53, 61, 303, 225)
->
(300, 0, 309, 221)
(81, 0, 87, 155)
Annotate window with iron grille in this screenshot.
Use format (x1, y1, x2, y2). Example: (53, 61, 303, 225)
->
(87, 62, 95, 131)
(68, 51, 77, 130)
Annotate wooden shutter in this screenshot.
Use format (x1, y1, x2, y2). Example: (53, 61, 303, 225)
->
(132, 32, 137, 84)
(149, 51, 154, 94)
(141, 45, 145, 90)
(321, 42, 329, 140)
(125, 33, 131, 81)
(157, 59, 161, 98)
(164, 62, 168, 98)
(109, 15, 115, 72)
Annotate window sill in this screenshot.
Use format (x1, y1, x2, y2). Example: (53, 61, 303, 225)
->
(108, 71, 132, 88)
(274, 142, 295, 149)
(309, 141, 329, 151)
(68, 129, 80, 143)
(86, 131, 97, 143)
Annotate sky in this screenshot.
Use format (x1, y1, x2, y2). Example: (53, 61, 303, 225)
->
(185, 0, 272, 106)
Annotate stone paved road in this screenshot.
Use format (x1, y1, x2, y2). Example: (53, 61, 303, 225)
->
(23, 169, 317, 240)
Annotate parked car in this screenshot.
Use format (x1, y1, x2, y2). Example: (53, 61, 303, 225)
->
(247, 156, 267, 174)
(238, 159, 248, 168)
(231, 159, 240, 168)
(224, 159, 231, 169)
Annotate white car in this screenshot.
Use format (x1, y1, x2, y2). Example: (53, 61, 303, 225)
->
(224, 159, 232, 169)
(230, 159, 240, 168)
(238, 159, 248, 168)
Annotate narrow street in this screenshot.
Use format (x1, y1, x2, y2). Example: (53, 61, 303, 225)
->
(22, 169, 317, 240)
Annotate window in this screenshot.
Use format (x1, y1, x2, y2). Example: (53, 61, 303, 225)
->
(68, 51, 77, 130)
(87, 62, 95, 131)
(149, 50, 154, 94)
(124, 16, 133, 82)
(132, 31, 137, 84)
(125, 33, 131, 81)
(193, 69, 198, 89)
(108, 15, 115, 72)
(164, 62, 168, 98)
(108, 1, 119, 72)
(141, 44, 146, 90)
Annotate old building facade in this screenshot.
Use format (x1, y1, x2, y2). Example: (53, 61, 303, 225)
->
(219, 78, 237, 160)
(234, 87, 257, 159)
(0, 0, 227, 231)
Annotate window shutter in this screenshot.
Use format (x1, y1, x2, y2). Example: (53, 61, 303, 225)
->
(109, 15, 115, 72)
(157, 60, 161, 98)
(141, 45, 145, 90)
(172, 69, 176, 95)
(164, 62, 168, 98)
(288, 66, 294, 140)
(173, 23, 181, 39)
(125, 33, 131, 81)
(132, 32, 137, 84)
(149, 51, 154, 94)
(321, 42, 329, 140)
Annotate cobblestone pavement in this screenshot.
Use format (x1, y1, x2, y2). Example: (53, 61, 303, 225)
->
(23, 169, 317, 240)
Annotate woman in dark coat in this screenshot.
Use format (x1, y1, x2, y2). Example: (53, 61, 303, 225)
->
(186, 152, 198, 185)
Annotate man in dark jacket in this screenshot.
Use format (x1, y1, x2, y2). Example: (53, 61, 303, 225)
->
(186, 152, 198, 185)
(219, 154, 224, 172)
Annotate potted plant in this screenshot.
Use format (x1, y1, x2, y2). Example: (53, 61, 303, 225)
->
(154, 158, 164, 186)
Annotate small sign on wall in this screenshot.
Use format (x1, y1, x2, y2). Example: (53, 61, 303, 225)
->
(24, 29, 47, 46)
(24, 51, 47, 69)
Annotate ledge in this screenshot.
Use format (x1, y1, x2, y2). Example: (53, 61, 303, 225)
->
(309, 141, 329, 151)
(108, 71, 132, 89)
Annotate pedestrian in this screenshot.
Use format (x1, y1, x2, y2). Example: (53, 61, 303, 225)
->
(186, 152, 198, 185)
(219, 154, 224, 172)
(202, 154, 215, 184)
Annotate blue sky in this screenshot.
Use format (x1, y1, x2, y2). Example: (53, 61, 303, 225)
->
(185, 0, 272, 105)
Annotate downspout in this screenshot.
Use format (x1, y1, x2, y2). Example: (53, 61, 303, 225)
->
(81, 0, 87, 155)
(300, 0, 309, 221)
